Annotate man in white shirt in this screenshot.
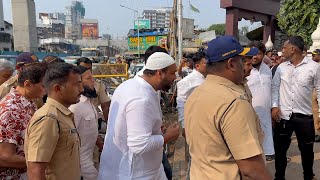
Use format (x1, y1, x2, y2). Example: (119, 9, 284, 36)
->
(136, 46, 168, 77)
(134, 46, 173, 179)
(177, 51, 207, 137)
(247, 41, 275, 161)
(98, 52, 180, 180)
(69, 66, 99, 180)
(272, 36, 320, 180)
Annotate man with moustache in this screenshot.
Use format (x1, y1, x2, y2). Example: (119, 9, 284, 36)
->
(247, 41, 275, 161)
(25, 63, 84, 180)
(69, 66, 99, 180)
(98, 52, 180, 180)
(0, 63, 47, 180)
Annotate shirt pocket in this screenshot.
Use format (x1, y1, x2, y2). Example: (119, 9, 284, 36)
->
(297, 73, 312, 87)
(66, 131, 80, 157)
(84, 114, 98, 130)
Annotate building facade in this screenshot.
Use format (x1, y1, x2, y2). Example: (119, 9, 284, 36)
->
(142, 7, 171, 29)
(38, 13, 65, 39)
(65, 1, 85, 39)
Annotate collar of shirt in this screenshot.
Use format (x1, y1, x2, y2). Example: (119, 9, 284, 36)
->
(134, 75, 158, 95)
(206, 75, 244, 94)
(9, 87, 36, 109)
(191, 69, 205, 79)
(286, 56, 309, 67)
(79, 95, 90, 103)
(46, 98, 72, 116)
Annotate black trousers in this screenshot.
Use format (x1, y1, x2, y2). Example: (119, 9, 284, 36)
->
(273, 113, 315, 180)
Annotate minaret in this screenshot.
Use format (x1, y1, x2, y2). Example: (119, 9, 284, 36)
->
(309, 18, 320, 52)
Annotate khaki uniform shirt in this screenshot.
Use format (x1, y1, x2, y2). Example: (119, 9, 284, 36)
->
(0, 75, 44, 108)
(92, 80, 110, 108)
(240, 78, 265, 146)
(185, 75, 263, 180)
(0, 75, 18, 100)
(312, 89, 320, 134)
(25, 98, 81, 180)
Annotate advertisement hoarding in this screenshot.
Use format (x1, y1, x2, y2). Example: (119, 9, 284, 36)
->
(128, 35, 167, 54)
(82, 23, 99, 39)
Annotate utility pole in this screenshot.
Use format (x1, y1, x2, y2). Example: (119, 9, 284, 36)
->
(120, 5, 140, 58)
(177, 0, 183, 64)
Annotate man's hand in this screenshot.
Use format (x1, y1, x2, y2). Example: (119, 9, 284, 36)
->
(96, 136, 104, 152)
(163, 122, 180, 144)
(271, 107, 281, 122)
(316, 117, 320, 130)
(180, 58, 186, 65)
(182, 128, 186, 138)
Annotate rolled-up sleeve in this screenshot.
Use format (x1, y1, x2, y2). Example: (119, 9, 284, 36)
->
(272, 66, 281, 108)
(126, 99, 164, 155)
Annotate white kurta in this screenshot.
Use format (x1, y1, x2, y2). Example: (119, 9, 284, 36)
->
(98, 76, 166, 180)
(247, 62, 275, 155)
(69, 95, 99, 180)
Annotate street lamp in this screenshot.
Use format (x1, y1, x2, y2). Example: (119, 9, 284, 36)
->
(120, 4, 140, 58)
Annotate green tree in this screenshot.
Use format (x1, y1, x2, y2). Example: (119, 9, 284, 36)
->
(207, 24, 225, 35)
(277, 0, 320, 44)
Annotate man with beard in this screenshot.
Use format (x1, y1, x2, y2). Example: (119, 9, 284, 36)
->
(98, 52, 180, 180)
(247, 41, 275, 161)
(25, 63, 84, 180)
(69, 66, 99, 180)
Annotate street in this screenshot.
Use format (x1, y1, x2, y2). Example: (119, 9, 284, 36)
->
(170, 134, 320, 179)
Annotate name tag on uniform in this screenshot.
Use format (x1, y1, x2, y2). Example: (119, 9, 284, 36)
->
(69, 128, 77, 134)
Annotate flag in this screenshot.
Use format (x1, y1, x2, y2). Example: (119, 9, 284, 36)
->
(190, 3, 200, 13)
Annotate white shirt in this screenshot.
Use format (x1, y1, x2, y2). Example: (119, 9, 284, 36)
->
(247, 62, 274, 155)
(135, 66, 146, 77)
(69, 95, 99, 180)
(247, 62, 272, 122)
(98, 76, 166, 180)
(272, 57, 320, 120)
(176, 70, 205, 128)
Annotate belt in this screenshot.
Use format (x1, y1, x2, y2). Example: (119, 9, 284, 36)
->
(291, 113, 313, 118)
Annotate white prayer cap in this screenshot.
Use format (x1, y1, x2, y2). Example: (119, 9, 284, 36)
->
(145, 52, 175, 70)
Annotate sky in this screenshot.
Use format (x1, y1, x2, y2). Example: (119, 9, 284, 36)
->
(3, 0, 261, 38)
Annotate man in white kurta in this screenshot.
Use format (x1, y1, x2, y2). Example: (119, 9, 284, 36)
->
(98, 52, 180, 180)
(247, 41, 275, 158)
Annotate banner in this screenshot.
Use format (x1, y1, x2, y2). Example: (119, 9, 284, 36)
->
(134, 20, 151, 29)
(128, 35, 167, 54)
(82, 23, 99, 39)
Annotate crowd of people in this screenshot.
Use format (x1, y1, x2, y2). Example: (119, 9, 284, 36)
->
(0, 35, 319, 180)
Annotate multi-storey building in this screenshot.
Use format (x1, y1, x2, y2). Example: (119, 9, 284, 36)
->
(142, 7, 172, 29)
(65, 1, 85, 39)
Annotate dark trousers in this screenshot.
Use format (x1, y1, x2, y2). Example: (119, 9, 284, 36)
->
(273, 113, 315, 180)
(162, 151, 172, 180)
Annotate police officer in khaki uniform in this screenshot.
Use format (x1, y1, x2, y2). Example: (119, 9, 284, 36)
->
(25, 63, 84, 180)
(0, 52, 38, 99)
(184, 36, 271, 180)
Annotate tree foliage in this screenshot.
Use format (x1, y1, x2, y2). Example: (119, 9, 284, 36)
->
(207, 24, 225, 35)
(277, 0, 320, 44)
